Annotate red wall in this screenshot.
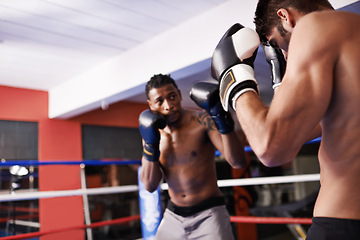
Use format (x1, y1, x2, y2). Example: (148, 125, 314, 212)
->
(38, 119, 84, 240)
(0, 86, 48, 121)
(71, 100, 147, 128)
(0, 85, 147, 239)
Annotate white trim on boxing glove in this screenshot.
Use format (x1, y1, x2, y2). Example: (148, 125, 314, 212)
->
(272, 82, 282, 89)
(219, 64, 258, 112)
(231, 88, 258, 110)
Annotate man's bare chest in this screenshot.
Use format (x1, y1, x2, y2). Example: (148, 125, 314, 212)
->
(159, 127, 213, 166)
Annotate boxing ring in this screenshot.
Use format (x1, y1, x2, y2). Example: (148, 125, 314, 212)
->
(0, 138, 321, 240)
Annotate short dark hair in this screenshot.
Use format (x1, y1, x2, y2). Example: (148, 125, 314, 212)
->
(254, 0, 333, 43)
(145, 74, 179, 99)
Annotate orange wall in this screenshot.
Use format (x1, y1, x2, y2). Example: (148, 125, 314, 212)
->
(0, 85, 48, 121)
(71, 100, 148, 128)
(38, 119, 84, 240)
(0, 85, 147, 239)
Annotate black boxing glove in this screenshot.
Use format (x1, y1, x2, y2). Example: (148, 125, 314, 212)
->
(190, 81, 234, 134)
(261, 41, 286, 89)
(138, 109, 166, 162)
(211, 23, 260, 111)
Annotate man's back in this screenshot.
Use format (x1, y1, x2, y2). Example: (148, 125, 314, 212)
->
(310, 10, 360, 219)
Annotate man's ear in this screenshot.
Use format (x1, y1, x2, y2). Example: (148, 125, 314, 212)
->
(277, 8, 295, 30)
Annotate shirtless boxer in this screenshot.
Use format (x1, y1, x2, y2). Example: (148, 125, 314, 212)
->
(139, 74, 246, 240)
(211, 0, 360, 239)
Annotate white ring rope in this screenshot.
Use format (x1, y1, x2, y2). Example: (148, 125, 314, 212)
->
(9, 219, 40, 228)
(0, 185, 139, 202)
(0, 174, 319, 202)
(160, 173, 320, 190)
(216, 173, 320, 188)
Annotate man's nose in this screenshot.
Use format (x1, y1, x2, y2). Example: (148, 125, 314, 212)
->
(163, 100, 172, 111)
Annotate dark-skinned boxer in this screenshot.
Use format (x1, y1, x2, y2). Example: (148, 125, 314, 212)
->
(138, 74, 246, 240)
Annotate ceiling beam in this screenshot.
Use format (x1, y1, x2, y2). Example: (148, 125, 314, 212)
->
(49, 0, 357, 119)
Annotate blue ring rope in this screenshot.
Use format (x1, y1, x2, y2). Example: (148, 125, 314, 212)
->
(0, 137, 321, 166)
(216, 137, 321, 156)
(0, 159, 141, 167)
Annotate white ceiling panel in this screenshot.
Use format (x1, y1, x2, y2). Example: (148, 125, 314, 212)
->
(0, 0, 229, 92)
(0, 0, 358, 118)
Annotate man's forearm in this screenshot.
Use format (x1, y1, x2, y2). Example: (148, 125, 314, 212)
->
(220, 131, 247, 169)
(139, 158, 163, 192)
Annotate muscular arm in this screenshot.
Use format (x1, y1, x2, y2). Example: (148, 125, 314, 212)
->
(217, 131, 247, 169)
(196, 111, 247, 168)
(234, 14, 334, 166)
(274, 84, 322, 142)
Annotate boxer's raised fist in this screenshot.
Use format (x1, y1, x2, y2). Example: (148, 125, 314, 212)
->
(190, 81, 234, 134)
(211, 23, 260, 111)
(261, 41, 286, 89)
(139, 109, 166, 162)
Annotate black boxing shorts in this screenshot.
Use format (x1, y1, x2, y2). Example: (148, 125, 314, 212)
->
(306, 217, 360, 240)
(167, 196, 225, 217)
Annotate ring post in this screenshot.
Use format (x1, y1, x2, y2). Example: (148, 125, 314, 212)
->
(138, 167, 162, 240)
(80, 164, 93, 240)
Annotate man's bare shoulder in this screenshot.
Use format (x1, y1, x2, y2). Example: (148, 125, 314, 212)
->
(191, 109, 218, 131)
(290, 10, 357, 61)
(294, 11, 332, 39)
